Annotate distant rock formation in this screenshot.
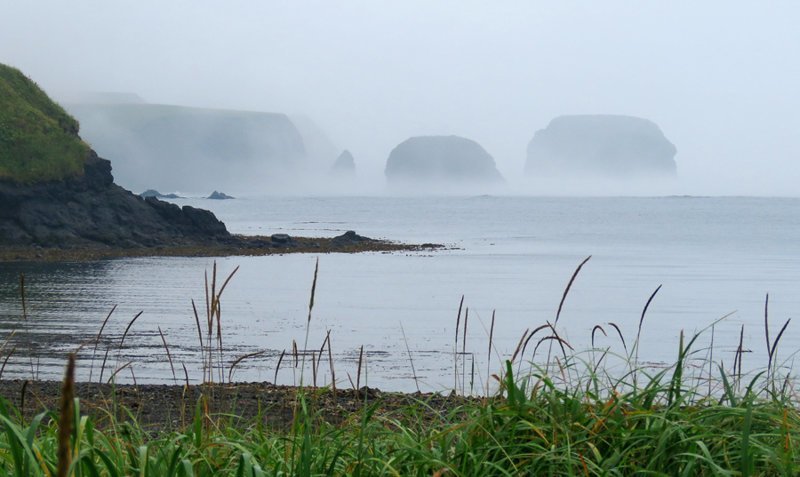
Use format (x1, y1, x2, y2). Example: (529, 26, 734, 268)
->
(207, 191, 234, 200)
(525, 115, 677, 177)
(385, 136, 504, 187)
(330, 150, 356, 176)
(63, 102, 309, 193)
(140, 189, 181, 199)
(0, 63, 230, 248)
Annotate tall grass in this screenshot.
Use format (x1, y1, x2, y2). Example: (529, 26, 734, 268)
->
(0, 334, 798, 475)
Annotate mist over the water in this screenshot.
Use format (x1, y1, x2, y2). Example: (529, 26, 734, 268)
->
(1, 2, 798, 196)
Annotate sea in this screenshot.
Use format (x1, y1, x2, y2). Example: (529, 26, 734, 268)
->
(1, 196, 798, 394)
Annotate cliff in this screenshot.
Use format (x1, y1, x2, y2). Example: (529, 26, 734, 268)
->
(525, 115, 677, 177)
(65, 102, 310, 193)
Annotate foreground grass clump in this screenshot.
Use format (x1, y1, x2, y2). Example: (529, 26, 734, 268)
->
(0, 63, 89, 183)
(1, 355, 799, 476)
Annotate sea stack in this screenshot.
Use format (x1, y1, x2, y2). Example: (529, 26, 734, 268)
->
(385, 135, 504, 189)
(330, 150, 356, 177)
(525, 115, 677, 177)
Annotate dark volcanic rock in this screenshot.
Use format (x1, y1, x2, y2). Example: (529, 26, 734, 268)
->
(0, 151, 230, 248)
(385, 136, 504, 186)
(270, 233, 291, 245)
(330, 230, 374, 247)
(525, 115, 677, 177)
(207, 191, 234, 200)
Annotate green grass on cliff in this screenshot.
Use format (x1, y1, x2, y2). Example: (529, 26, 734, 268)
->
(0, 63, 89, 183)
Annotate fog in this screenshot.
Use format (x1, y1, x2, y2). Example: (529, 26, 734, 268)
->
(1, 1, 799, 196)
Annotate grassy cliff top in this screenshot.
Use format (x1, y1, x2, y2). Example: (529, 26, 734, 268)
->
(0, 63, 89, 183)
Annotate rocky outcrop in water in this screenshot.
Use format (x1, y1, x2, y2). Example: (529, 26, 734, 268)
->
(385, 136, 504, 187)
(140, 189, 182, 199)
(330, 150, 356, 176)
(525, 115, 677, 177)
(331, 230, 369, 245)
(207, 191, 234, 200)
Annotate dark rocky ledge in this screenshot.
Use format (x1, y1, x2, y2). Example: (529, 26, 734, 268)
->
(0, 151, 229, 249)
(0, 232, 443, 262)
(0, 152, 443, 262)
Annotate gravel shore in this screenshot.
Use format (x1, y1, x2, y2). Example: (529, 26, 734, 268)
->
(0, 379, 474, 432)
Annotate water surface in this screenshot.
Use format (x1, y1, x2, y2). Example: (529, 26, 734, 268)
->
(1, 196, 798, 393)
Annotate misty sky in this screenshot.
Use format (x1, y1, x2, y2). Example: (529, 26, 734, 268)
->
(1, 1, 798, 195)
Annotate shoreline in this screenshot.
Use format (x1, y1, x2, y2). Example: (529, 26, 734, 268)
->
(0, 233, 446, 262)
(0, 379, 474, 432)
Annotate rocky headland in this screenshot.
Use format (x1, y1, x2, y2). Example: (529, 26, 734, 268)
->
(385, 135, 504, 189)
(0, 63, 228, 250)
(525, 115, 677, 177)
(0, 63, 439, 261)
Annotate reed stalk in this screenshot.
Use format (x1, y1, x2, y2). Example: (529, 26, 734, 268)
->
(461, 308, 468, 394)
(56, 353, 75, 477)
(89, 304, 117, 382)
(18, 273, 26, 321)
(299, 258, 319, 388)
(547, 255, 591, 369)
(399, 321, 420, 393)
(486, 310, 495, 396)
(454, 295, 464, 392)
(356, 345, 364, 391)
(326, 331, 337, 396)
(158, 326, 177, 384)
(632, 284, 662, 388)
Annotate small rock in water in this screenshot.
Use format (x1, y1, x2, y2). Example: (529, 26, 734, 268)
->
(332, 230, 370, 243)
(140, 189, 182, 199)
(330, 149, 356, 176)
(207, 191, 234, 200)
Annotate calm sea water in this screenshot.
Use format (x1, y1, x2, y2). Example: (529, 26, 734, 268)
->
(0, 196, 798, 393)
